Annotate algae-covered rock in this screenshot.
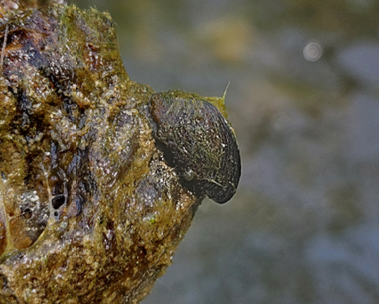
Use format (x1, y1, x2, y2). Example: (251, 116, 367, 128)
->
(0, 1, 240, 303)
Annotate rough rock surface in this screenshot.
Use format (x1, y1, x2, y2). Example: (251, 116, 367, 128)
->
(0, 1, 240, 303)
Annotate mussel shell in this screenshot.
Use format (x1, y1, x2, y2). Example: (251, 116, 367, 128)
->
(150, 90, 241, 204)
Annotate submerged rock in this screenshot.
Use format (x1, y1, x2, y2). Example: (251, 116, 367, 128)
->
(0, 1, 240, 303)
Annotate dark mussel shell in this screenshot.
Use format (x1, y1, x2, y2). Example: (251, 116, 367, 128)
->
(149, 90, 241, 204)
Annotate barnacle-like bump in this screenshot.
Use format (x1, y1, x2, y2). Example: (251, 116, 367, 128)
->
(149, 90, 241, 204)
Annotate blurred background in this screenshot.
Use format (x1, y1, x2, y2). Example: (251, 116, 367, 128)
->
(70, 0, 379, 303)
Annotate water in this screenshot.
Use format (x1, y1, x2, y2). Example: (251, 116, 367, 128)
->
(72, 0, 379, 303)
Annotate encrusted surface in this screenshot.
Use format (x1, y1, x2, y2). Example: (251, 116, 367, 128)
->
(0, 1, 239, 303)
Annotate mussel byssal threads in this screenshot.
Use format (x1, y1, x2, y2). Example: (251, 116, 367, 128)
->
(149, 90, 241, 204)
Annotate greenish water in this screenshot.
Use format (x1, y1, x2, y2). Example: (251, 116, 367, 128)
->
(72, 1, 379, 303)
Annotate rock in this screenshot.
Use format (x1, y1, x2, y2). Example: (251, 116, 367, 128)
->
(0, 1, 240, 303)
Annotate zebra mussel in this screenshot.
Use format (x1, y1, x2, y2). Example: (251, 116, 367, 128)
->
(149, 90, 241, 204)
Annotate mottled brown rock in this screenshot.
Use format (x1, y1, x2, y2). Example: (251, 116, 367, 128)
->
(0, 1, 240, 303)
